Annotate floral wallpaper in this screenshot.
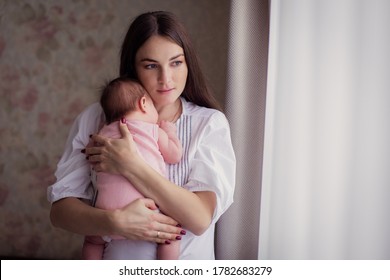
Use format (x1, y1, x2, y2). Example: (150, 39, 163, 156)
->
(0, 0, 229, 259)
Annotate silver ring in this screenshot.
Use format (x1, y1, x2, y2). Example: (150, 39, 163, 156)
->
(157, 231, 160, 238)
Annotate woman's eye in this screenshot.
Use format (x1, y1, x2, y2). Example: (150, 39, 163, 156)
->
(145, 64, 158, 69)
(172, 61, 183, 67)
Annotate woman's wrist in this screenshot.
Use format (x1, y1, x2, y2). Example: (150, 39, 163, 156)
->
(120, 155, 149, 183)
(106, 208, 122, 236)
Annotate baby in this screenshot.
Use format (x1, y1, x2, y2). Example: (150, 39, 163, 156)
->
(82, 77, 182, 260)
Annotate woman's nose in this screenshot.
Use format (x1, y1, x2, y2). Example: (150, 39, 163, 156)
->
(158, 67, 172, 84)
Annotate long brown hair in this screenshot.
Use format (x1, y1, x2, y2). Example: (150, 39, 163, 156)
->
(120, 11, 221, 111)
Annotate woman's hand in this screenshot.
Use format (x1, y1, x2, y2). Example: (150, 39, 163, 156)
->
(112, 198, 185, 243)
(86, 119, 139, 174)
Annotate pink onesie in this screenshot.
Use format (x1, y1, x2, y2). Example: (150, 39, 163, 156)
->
(82, 120, 180, 260)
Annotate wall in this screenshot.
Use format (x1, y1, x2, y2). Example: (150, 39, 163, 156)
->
(0, 0, 230, 259)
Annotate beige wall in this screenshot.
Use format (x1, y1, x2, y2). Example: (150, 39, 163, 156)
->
(0, 0, 230, 259)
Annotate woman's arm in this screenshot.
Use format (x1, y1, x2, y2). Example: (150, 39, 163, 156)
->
(88, 121, 216, 235)
(50, 197, 113, 236)
(122, 159, 216, 236)
(50, 197, 183, 242)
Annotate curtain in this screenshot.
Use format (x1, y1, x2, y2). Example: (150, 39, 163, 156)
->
(260, 0, 390, 259)
(215, 0, 270, 259)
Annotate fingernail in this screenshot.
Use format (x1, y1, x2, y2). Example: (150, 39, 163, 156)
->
(165, 240, 171, 245)
(81, 149, 86, 154)
(176, 236, 182, 240)
(121, 117, 126, 124)
(176, 224, 182, 227)
(180, 230, 186, 235)
(89, 134, 92, 138)
(86, 156, 89, 160)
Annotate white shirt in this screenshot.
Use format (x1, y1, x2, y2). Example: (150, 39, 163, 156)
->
(47, 97, 236, 259)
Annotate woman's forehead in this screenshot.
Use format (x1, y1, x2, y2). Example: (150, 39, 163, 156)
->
(136, 35, 184, 61)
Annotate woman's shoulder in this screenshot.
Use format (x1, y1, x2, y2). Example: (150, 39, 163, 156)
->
(71, 102, 104, 134)
(74, 102, 104, 124)
(78, 102, 103, 119)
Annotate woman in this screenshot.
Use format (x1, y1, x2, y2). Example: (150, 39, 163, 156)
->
(48, 11, 236, 259)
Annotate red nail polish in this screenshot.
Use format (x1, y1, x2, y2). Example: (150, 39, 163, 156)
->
(81, 149, 86, 154)
(176, 224, 182, 227)
(165, 240, 171, 245)
(176, 236, 182, 240)
(180, 230, 186, 235)
(121, 117, 126, 124)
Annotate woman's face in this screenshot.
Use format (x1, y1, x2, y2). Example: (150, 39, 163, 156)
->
(135, 35, 188, 111)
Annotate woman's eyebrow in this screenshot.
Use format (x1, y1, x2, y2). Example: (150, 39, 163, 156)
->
(140, 54, 184, 63)
(140, 58, 158, 63)
(169, 54, 184, 61)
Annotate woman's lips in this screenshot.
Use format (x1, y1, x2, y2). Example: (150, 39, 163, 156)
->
(157, 88, 174, 94)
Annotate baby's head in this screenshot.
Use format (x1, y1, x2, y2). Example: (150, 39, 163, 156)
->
(100, 77, 157, 124)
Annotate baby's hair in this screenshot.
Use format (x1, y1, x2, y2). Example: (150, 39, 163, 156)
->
(100, 77, 147, 124)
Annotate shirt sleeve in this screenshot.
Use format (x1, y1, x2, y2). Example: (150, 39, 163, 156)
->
(184, 111, 236, 224)
(47, 103, 103, 203)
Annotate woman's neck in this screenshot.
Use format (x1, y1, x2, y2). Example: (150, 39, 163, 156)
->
(157, 99, 182, 123)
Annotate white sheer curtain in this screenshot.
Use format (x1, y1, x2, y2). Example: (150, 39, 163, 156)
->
(215, 0, 270, 259)
(260, 0, 390, 259)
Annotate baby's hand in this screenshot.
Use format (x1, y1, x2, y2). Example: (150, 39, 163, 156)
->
(159, 120, 177, 135)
